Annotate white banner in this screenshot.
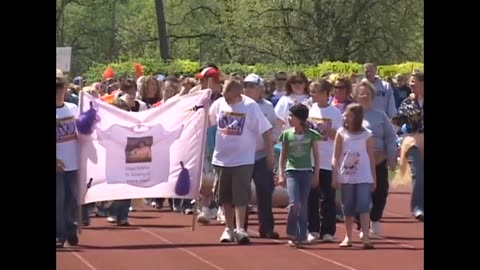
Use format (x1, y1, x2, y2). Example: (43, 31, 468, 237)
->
(78, 90, 211, 204)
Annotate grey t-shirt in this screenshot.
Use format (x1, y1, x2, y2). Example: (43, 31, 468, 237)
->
(255, 98, 278, 160)
(363, 77, 397, 118)
(362, 108, 397, 163)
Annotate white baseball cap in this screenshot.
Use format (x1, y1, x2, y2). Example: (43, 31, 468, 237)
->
(244, 73, 264, 87)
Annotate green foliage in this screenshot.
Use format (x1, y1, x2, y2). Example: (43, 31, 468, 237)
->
(83, 59, 423, 82)
(57, 0, 424, 76)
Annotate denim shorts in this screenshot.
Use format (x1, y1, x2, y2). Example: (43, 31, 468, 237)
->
(341, 183, 372, 216)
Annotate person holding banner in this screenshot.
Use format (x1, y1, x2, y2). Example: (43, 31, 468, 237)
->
(56, 76, 80, 248)
(196, 65, 225, 224)
(210, 79, 275, 244)
(106, 76, 148, 226)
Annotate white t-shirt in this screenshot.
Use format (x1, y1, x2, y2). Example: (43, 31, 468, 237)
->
(56, 102, 80, 171)
(119, 94, 149, 111)
(337, 127, 374, 184)
(210, 95, 272, 167)
(272, 90, 286, 97)
(308, 104, 343, 170)
(274, 94, 309, 129)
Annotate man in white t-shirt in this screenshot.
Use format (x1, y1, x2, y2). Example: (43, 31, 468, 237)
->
(210, 79, 274, 244)
(56, 76, 80, 248)
(307, 80, 343, 243)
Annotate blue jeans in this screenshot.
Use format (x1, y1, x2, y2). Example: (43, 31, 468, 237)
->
(252, 157, 275, 233)
(286, 170, 312, 242)
(56, 170, 79, 242)
(341, 183, 372, 216)
(110, 200, 131, 221)
(407, 146, 424, 216)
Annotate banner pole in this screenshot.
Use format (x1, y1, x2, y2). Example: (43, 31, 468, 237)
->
(191, 89, 212, 231)
(77, 91, 85, 234)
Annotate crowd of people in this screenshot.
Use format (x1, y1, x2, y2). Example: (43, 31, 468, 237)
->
(56, 63, 424, 250)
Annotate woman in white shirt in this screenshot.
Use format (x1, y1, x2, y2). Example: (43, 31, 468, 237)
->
(274, 72, 310, 131)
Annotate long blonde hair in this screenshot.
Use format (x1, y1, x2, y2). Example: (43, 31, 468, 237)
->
(391, 133, 424, 187)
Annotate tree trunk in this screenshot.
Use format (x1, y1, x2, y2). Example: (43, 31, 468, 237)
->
(59, 0, 66, 46)
(155, 0, 171, 60)
(110, 0, 118, 62)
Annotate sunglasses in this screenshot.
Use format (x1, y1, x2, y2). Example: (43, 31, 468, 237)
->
(276, 78, 287, 81)
(291, 80, 305, 84)
(334, 85, 346, 89)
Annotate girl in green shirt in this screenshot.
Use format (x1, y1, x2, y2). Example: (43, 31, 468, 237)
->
(278, 103, 321, 247)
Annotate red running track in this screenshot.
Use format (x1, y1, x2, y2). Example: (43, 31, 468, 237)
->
(57, 186, 423, 270)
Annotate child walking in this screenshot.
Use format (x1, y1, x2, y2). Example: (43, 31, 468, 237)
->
(333, 103, 376, 249)
(278, 104, 321, 247)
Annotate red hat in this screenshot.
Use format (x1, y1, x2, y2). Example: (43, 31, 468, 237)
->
(196, 66, 220, 81)
(134, 63, 144, 79)
(103, 67, 116, 80)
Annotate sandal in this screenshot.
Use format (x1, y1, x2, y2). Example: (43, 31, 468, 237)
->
(339, 240, 352, 247)
(287, 240, 297, 248)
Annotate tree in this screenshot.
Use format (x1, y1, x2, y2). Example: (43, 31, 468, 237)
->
(57, 0, 424, 74)
(155, 0, 171, 60)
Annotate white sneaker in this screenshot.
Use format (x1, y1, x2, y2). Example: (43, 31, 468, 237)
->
(414, 209, 424, 219)
(220, 228, 235, 243)
(216, 207, 226, 224)
(322, 234, 335, 243)
(336, 214, 345, 223)
(307, 233, 320, 242)
(209, 207, 218, 219)
(107, 216, 117, 223)
(370, 221, 381, 237)
(235, 228, 251, 245)
(359, 230, 380, 239)
(196, 207, 211, 224)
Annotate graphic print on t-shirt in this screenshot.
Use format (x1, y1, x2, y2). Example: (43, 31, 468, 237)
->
(341, 151, 360, 175)
(125, 137, 153, 164)
(218, 111, 246, 136)
(289, 137, 311, 158)
(56, 116, 77, 143)
(310, 117, 332, 141)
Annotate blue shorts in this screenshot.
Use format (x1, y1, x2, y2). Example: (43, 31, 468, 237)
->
(341, 183, 372, 216)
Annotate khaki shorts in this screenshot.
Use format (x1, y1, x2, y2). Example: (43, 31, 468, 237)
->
(213, 164, 254, 206)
